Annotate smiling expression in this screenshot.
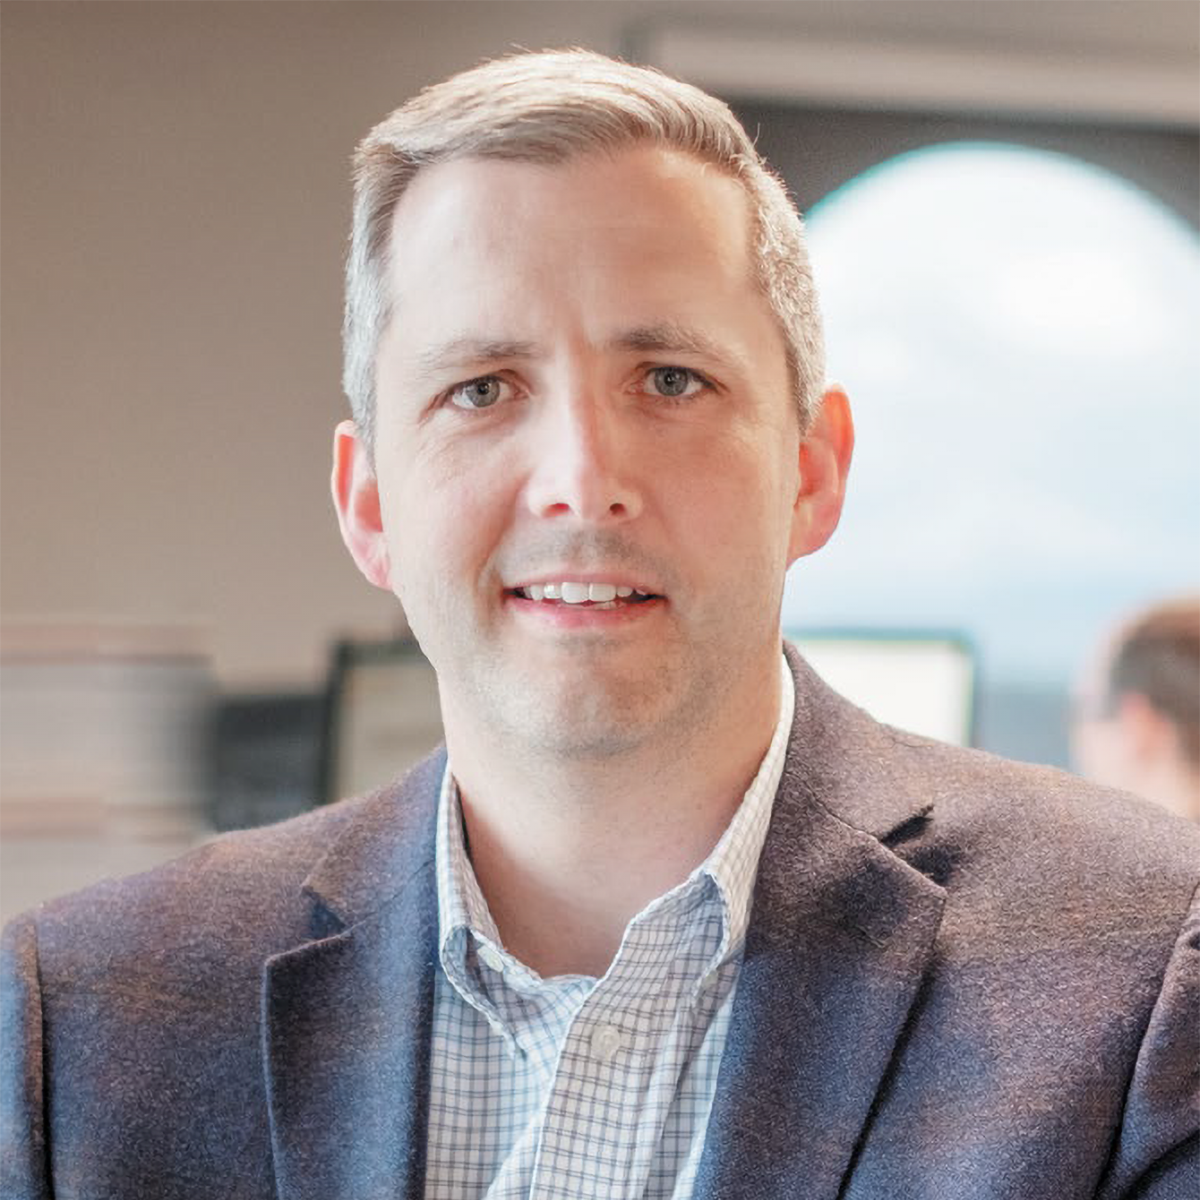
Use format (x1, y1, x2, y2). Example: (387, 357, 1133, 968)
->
(340, 146, 832, 759)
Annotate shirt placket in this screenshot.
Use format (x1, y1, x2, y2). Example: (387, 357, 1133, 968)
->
(527, 898, 703, 1200)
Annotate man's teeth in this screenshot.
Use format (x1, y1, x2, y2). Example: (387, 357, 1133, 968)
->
(521, 582, 646, 604)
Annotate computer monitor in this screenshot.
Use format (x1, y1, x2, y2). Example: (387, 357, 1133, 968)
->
(323, 637, 443, 804)
(787, 630, 976, 746)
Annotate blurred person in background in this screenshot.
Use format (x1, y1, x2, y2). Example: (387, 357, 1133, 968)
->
(1074, 595, 1200, 822)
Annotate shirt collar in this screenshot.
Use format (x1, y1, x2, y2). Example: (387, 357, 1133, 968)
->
(436, 767, 500, 952)
(435, 651, 794, 1012)
(692, 651, 793, 969)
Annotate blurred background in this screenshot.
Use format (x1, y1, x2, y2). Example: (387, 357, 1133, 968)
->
(3, 0, 1197, 920)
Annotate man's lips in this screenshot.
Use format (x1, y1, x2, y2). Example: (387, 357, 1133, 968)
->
(503, 571, 665, 609)
(503, 576, 666, 617)
(508, 582, 659, 603)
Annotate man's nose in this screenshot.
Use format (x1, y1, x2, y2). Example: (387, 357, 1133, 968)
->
(523, 390, 644, 523)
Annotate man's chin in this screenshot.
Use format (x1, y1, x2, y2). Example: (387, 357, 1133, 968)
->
(479, 664, 712, 764)
(500, 694, 658, 761)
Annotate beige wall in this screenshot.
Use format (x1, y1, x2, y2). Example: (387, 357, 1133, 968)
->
(3, 1, 1196, 689)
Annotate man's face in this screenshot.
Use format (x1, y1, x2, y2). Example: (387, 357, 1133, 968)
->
(338, 146, 847, 759)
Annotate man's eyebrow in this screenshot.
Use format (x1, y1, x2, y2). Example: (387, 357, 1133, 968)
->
(412, 324, 742, 379)
(414, 337, 539, 379)
(610, 323, 742, 366)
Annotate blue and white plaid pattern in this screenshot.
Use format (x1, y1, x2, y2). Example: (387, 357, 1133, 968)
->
(424, 655, 794, 1200)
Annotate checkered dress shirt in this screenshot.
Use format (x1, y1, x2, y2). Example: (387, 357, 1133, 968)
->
(424, 655, 794, 1200)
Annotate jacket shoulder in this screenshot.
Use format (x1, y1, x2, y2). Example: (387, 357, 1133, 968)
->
(785, 648, 1200, 930)
(4, 782, 409, 986)
(886, 723, 1200, 922)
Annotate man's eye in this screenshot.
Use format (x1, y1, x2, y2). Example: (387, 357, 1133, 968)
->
(644, 366, 707, 399)
(446, 376, 511, 410)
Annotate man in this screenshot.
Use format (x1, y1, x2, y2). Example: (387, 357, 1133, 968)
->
(1073, 595, 1200, 823)
(3, 49, 1197, 1200)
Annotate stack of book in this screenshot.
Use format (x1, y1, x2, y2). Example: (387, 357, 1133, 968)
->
(0, 620, 214, 921)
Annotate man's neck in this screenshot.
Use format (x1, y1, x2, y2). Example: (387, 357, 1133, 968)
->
(444, 659, 785, 979)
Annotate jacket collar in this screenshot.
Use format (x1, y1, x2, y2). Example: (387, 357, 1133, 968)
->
(694, 644, 947, 1199)
(262, 751, 444, 1200)
(299, 749, 446, 932)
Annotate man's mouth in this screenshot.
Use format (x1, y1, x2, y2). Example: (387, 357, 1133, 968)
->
(506, 581, 662, 611)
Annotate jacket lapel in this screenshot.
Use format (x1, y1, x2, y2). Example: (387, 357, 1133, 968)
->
(262, 752, 444, 1200)
(695, 648, 948, 1200)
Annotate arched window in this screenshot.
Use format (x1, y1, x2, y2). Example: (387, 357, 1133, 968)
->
(780, 143, 1200, 763)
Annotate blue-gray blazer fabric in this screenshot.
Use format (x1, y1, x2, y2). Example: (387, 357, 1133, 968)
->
(2, 648, 1198, 1199)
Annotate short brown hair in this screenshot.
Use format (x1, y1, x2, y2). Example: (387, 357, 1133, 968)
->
(1106, 596, 1200, 767)
(344, 48, 825, 453)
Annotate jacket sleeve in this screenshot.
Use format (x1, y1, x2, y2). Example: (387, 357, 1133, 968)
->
(1097, 885, 1200, 1200)
(1, 913, 51, 1200)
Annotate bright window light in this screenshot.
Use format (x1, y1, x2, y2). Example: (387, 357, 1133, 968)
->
(783, 143, 1200, 686)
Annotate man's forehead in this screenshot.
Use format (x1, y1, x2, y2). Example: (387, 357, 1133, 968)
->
(385, 145, 755, 259)
(375, 145, 780, 386)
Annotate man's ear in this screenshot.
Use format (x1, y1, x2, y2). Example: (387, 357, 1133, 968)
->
(331, 419, 392, 591)
(788, 385, 855, 565)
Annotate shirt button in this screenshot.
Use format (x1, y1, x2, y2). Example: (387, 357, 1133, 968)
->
(590, 1024, 623, 1063)
(478, 944, 506, 973)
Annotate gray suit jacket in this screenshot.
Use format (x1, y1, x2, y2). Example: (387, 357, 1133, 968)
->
(3, 647, 1198, 1199)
